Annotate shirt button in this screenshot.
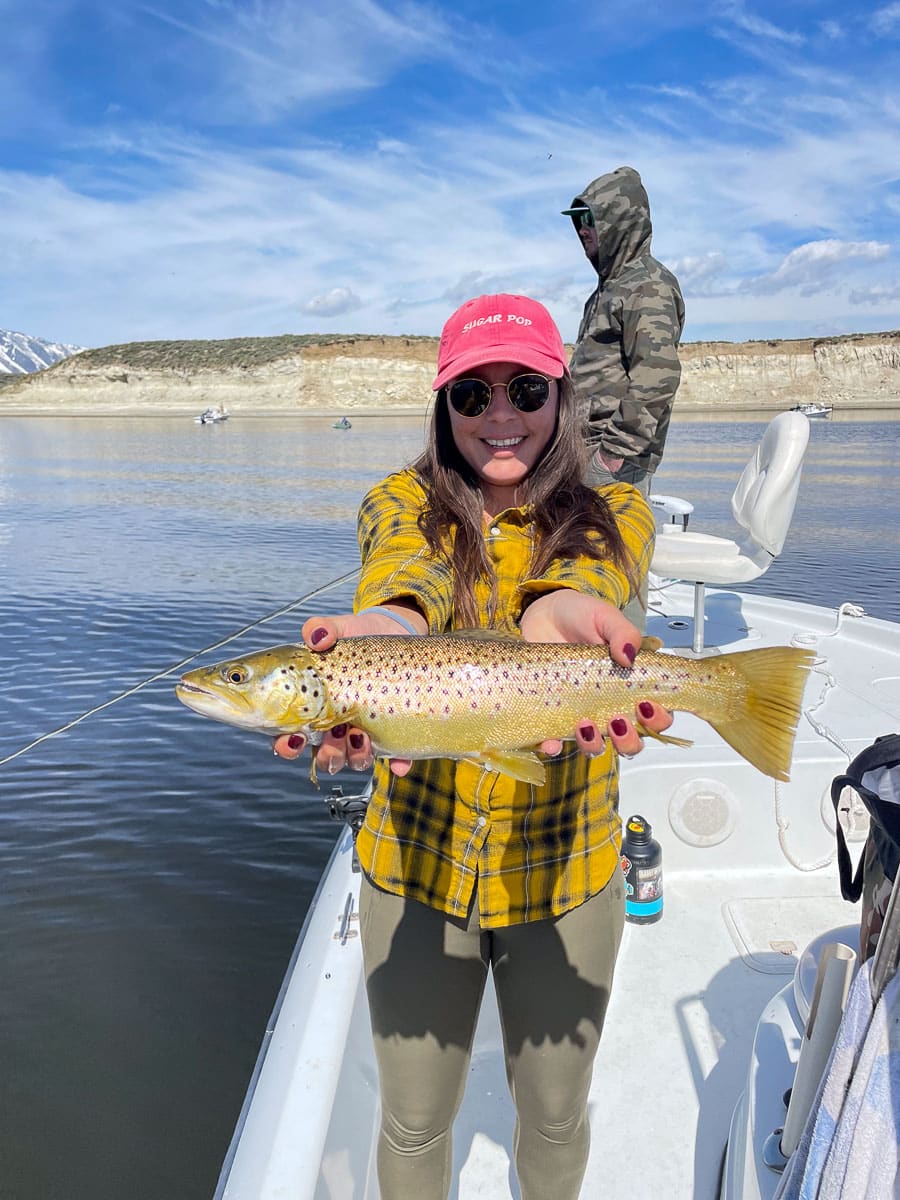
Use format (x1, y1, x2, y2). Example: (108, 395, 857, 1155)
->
(490, 526, 501, 536)
(477, 816, 487, 827)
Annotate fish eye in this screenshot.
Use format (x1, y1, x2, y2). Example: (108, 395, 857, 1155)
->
(223, 665, 248, 684)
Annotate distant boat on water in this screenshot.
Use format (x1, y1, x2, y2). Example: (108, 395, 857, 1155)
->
(195, 406, 229, 424)
(332, 416, 352, 429)
(792, 401, 832, 418)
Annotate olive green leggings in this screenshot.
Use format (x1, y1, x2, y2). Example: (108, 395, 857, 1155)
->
(359, 871, 624, 1200)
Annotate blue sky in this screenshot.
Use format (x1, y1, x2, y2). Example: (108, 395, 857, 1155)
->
(3, 0, 900, 348)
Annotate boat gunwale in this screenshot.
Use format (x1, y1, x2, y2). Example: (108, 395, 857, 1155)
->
(212, 825, 355, 1199)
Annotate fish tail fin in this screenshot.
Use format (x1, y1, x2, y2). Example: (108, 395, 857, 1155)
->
(706, 647, 815, 781)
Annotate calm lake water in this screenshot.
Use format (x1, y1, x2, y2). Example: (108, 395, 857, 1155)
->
(1, 412, 899, 1200)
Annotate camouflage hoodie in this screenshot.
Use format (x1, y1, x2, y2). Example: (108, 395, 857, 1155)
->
(567, 166, 685, 474)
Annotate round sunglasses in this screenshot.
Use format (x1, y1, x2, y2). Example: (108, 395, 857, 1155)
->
(445, 373, 554, 418)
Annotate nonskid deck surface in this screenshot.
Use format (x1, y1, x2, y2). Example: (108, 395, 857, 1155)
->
(456, 875, 854, 1200)
(218, 589, 900, 1200)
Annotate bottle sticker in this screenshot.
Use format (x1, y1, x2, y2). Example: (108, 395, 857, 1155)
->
(625, 864, 662, 915)
(636, 866, 662, 901)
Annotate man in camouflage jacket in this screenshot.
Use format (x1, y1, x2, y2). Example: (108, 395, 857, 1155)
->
(564, 166, 685, 496)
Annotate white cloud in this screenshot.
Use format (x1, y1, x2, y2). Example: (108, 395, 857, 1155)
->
(849, 282, 900, 305)
(667, 252, 727, 291)
(872, 3, 900, 36)
(303, 288, 363, 317)
(5, 99, 900, 347)
(4, 2, 900, 346)
(713, 0, 805, 49)
(138, 0, 466, 121)
(744, 240, 890, 295)
(731, 13, 803, 46)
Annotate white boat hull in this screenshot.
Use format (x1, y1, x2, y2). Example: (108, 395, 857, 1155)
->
(215, 585, 900, 1199)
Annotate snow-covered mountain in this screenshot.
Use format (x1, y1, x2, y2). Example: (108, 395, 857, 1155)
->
(0, 330, 83, 375)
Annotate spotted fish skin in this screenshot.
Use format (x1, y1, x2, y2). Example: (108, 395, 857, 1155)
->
(175, 634, 815, 782)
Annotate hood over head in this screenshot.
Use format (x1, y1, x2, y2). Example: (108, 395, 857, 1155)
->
(565, 165, 652, 279)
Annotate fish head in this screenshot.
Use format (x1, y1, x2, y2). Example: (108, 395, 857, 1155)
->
(175, 644, 329, 735)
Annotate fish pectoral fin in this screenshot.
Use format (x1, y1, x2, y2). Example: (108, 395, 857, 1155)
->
(635, 721, 693, 749)
(307, 705, 361, 733)
(469, 749, 546, 785)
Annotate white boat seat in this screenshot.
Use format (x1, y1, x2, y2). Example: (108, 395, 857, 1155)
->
(650, 411, 811, 651)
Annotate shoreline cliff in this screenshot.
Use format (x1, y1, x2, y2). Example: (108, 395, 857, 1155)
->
(1, 329, 898, 415)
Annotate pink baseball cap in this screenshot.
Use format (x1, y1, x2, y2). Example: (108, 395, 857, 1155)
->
(432, 294, 568, 390)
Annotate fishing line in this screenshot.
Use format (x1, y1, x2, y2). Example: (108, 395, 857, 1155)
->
(0, 567, 361, 769)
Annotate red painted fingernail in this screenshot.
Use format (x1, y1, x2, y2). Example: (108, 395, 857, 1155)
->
(579, 723, 596, 742)
(310, 627, 328, 646)
(611, 718, 628, 737)
(639, 701, 654, 719)
(349, 733, 364, 750)
(623, 642, 637, 664)
(288, 734, 305, 750)
(331, 724, 348, 738)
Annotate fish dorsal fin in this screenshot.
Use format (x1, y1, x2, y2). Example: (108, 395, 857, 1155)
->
(447, 628, 522, 642)
(640, 636, 665, 652)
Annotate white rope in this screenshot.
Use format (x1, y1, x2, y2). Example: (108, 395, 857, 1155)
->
(0, 567, 361, 769)
(647, 572, 680, 595)
(790, 601, 867, 650)
(774, 601, 867, 871)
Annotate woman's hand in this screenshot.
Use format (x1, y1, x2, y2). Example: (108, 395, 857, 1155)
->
(272, 605, 424, 776)
(520, 589, 674, 759)
(519, 588, 640, 662)
(544, 699, 674, 761)
(297, 604, 426, 653)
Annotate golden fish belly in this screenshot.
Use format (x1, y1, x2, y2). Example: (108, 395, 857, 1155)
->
(316, 641, 711, 756)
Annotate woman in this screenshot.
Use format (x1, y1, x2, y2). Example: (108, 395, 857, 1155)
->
(275, 294, 670, 1200)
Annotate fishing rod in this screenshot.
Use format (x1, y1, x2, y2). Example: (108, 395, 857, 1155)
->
(0, 567, 361, 769)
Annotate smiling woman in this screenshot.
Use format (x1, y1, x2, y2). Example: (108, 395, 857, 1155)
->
(265, 292, 670, 1200)
(445, 364, 559, 507)
(434, 294, 566, 515)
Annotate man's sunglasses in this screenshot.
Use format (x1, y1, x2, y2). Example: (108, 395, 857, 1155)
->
(445, 373, 553, 419)
(575, 209, 594, 230)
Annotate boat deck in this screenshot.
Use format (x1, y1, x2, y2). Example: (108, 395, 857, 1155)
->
(217, 584, 900, 1199)
(459, 876, 854, 1199)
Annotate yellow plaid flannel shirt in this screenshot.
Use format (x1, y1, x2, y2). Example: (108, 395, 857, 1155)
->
(353, 468, 654, 928)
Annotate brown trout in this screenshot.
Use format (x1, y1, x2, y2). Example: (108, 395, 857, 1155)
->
(175, 634, 815, 783)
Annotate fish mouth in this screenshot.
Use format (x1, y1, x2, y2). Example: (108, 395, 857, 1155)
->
(175, 679, 265, 731)
(176, 681, 212, 697)
(175, 678, 250, 715)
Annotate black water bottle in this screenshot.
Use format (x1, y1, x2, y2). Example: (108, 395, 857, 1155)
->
(621, 814, 663, 924)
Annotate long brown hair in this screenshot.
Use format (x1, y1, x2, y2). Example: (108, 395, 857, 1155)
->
(412, 375, 640, 627)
